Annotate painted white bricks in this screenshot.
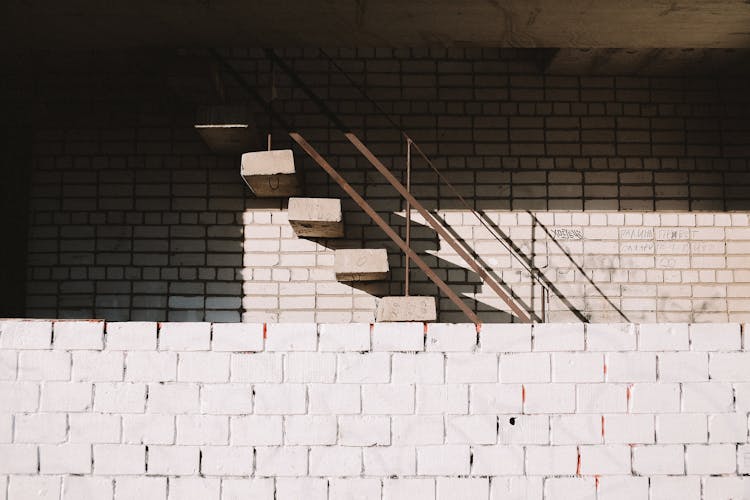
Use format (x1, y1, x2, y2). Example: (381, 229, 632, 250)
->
(0, 320, 747, 500)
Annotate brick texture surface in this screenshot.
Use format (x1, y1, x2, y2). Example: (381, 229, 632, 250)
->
(20, 49, 750, 324)
(0, 319, 748, 499)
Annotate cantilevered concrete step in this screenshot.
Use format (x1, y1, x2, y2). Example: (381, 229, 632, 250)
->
(288, 197, 344, 238)
(376, 296, 437, 322)
(334, 249, 389, 282)
(241, 149, 302, 197)
(194, 105, 259, 154)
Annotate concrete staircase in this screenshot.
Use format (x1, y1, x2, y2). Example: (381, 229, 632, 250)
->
(240, 148, 436, 322)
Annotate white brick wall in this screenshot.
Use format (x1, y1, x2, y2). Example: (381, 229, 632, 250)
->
(0, 319, 749, 499)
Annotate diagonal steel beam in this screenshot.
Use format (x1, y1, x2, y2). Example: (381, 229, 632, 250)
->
(289, 132, 481, 325)
(346, 133, 532, 323)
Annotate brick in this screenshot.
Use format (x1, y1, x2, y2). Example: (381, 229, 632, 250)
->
(632, 444, 684, 474)
(638, 323, 689, 350)
(329, 479, 380, 500)
(122, 415, 174, 444)
(500, 353, 549, 382)
(126, 352, 177, 381)
(709, 352, 750, 381)
(498, 414, 548, 444)
(8, 477, 60, 500)
(115, 477, 166, 500)
(0, 320, 52, 349)
(63, 477, 113, 500)
(436, 478, 490, 500)
(532, 323, 584, 351)
(480, 323, 531, 352)
(708, 413, 747, 443)
(167, 478, 220, 500)
(231, 416, 282, 445)
(0, 413, 10, 443)
(579, 444, 631, 475)
(604, 414, 654, 444)
(106, 322, 157, 350)
(42, 381, 92, 411)
(383, 479, 435, 500)
(73, 351, 123, 381)
(265, 323, 317, 351)
(550, 414, 601, 444)
(682, 382, 733, 412)
(211, 323, 263, 351)
(605, 352, 655, 382)
(630, 383, 680, 413)
(0, 350, 16, 380)
(0, 444, 38, 473)
(425, 323, 476, 351)
(275, 478, 326, 500)
(490, 477, 542, 500)
(658, 352, 708, 381)
(40, 443, 91, 474)
(94, 382, 145, 413)
(0, 381, 38, 411)
(392, 353, 444, 383)
(526, 445, 577, 475)
(200, 384, 253, 414)
(524, 383, 575, 413)
(309, 446, 361, 476)
(53, 320, 104, 349)
(587, 323, 636, 351)
(285, 352, 336, 382)
(201, 446, 253, 476)
(417, 445, 470, 475)
(69, 413, 121, 443)
(392, 415, 443, 446)
(552, 352, 602, 382)
(596, 476, 648, 500)
(147, 383, 199, 413)
(159, 322, 211, 350)
(417, 384, 468, 414)
(255, 446, 308, 476)
(372, 322, 424, 351)
(231, 353, 282, 382)
(221, 479, 275, 500)
(338, 415, 390, 446)
(446, 415, 497, 444)
(686, 443, 736, 474)
(701, 477, 747, 500)
(309, 384, 360, 414)
(690, 323, 741, 350)
(18, 350, 70, 381)
(94, 444, 146, 475)
(178, 352, 230, 382)
(176, 415, 228, 445)
(471, 445, 523, 475)
(319, 323, 370, 351)
(338, 353, 390, 383)
(255, 384, 306, 414)
(363, 384, 414, 414)
(15, 413, 67, 443)
(446, 353, 497, 382)
(285, 416, 337, 445)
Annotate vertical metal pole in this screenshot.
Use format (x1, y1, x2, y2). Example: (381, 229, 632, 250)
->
(404, 139, 412, 296)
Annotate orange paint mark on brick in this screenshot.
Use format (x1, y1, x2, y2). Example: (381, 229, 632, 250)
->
(475, 323, 482, 334)
(522, 385, 526, 404)
(262, 323, 267, 339)
(595, 476, 600, 488)
(626, 384, 632, 404)
(603, 361, 607, 376)
(601, 415, 605, 437)
(423, 322, 429, 335)
(370, 323, 374, 334)
(576, 449, 581, 476)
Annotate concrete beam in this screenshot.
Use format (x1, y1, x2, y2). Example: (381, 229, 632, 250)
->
(240, 149, 302, 197)
(334, 249, 389, 282)
(288, 198, 344, 238)
(376, 296, 437, 322)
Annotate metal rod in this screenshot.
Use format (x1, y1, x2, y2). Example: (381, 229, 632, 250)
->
(346, 132, 532, 323)
(290, 132, 481, 325)
(404, 139, 412, 297)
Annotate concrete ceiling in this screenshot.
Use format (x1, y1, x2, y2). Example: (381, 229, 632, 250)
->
(3, 0, 750, 50)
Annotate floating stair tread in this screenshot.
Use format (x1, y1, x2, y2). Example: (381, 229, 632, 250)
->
(241, 149, 302, 197)
(195, 105, 259, 154)
(376, 296, 437, 322)
(334, 249, 389, 281)
(288, 197, 344, 238)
